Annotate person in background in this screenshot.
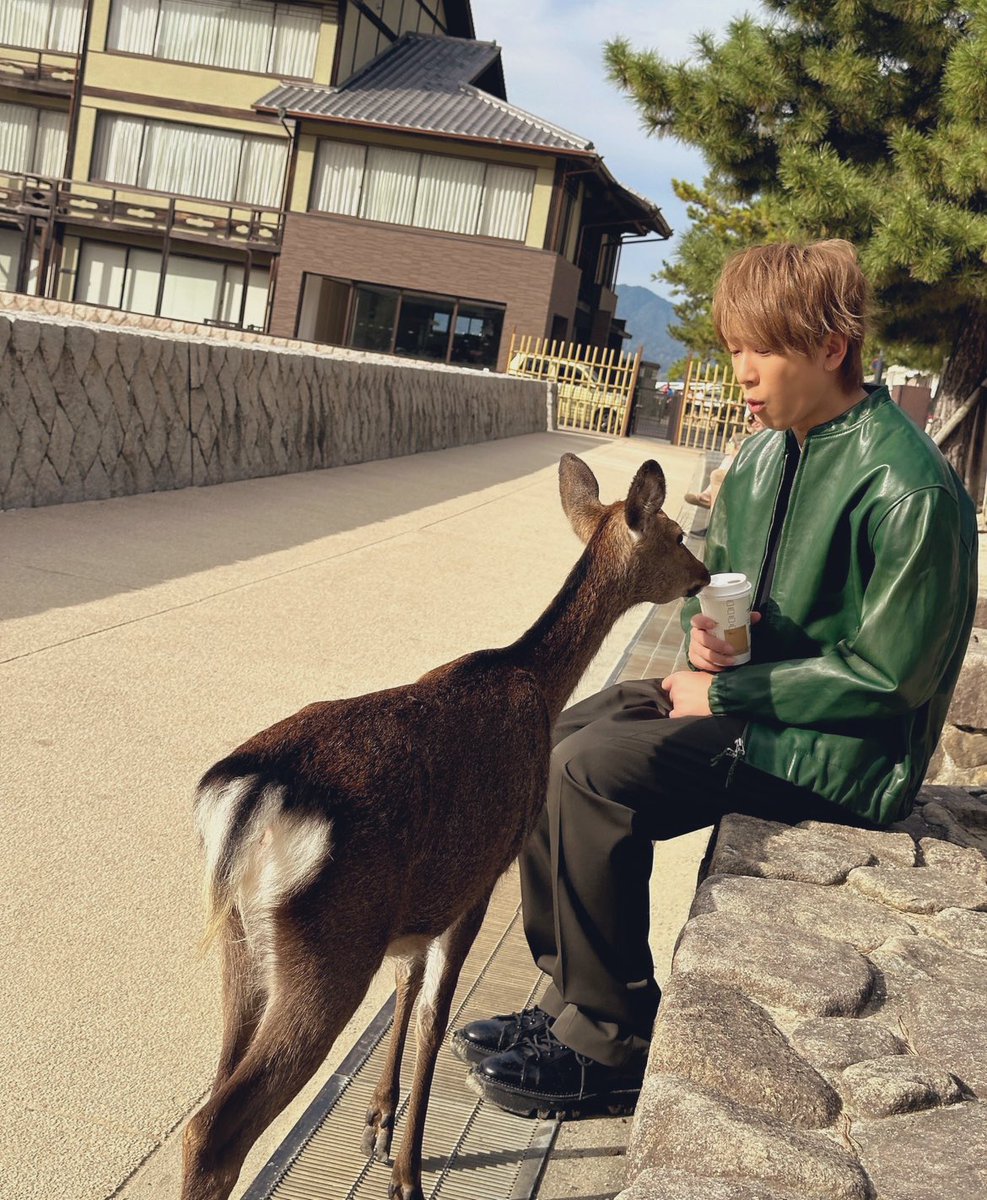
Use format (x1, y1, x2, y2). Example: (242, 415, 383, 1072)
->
(684, 411, 766, 511)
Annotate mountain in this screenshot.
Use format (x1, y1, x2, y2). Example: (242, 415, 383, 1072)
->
(614, 284, 687, 372)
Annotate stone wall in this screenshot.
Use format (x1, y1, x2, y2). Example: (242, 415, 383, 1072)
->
(0, 307, 549, 510)
(927, 600, 987, 789)
(620, 786, 987, 1200)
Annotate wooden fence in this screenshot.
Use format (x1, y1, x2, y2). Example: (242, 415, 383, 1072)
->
(676, 357, 749, 452)
(506, 333, 642, 436)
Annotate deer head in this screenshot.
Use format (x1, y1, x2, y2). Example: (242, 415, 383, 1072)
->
(559, 453, 709, 606)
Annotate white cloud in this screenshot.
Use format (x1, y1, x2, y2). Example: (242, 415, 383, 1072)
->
(472, 0, 753, 295)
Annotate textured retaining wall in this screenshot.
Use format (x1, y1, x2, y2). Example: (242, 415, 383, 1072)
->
(619, 785, 987, 1200)
(0, 309, 549, 510)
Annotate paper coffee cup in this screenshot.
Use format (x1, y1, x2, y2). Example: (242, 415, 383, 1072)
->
(699, 572, 753, 665)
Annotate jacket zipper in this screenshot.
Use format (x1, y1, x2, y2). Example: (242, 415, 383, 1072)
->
(711, 733, 747, 786)
(753, 434, 806, 609)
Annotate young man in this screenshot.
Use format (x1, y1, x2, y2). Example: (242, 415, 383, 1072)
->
(455, 240, 979, 1118)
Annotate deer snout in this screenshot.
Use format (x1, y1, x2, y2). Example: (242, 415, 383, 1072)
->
(686, 564, 711, 597)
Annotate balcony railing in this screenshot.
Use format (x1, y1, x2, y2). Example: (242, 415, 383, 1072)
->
(0, 170, 284, 250)
(0, 45, 79, 93)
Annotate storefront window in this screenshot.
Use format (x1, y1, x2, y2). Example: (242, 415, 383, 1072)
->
(449, 304, 503, 367)
(393, 294, 455, 361)
(297, 278, 504, 368)
(350, 286, 398, 352)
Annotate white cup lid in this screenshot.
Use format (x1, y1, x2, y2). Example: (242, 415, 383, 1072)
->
(703, 572, 752, 597)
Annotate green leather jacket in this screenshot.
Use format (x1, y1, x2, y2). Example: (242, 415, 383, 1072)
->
(681, 387, 979, 824)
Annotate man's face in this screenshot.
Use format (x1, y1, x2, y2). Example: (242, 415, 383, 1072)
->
(728, 341, 849, 442)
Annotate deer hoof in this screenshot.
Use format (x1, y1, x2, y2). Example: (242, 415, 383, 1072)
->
(388, 1180, 424, 1200)
(361, 1110, 393, 1162)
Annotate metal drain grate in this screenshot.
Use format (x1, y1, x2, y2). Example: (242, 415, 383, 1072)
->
(242, 878, 558, 1200)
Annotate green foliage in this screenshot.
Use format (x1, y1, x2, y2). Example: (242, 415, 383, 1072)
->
(605, 3, 987, 364)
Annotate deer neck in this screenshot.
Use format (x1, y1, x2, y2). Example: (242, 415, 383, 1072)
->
(510, 530, 631, 722)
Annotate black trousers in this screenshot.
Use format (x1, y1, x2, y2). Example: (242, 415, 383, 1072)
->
(519, 679, 877, 1068)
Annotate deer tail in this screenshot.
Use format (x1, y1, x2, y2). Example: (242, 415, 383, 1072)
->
(193, 772, 332, 957)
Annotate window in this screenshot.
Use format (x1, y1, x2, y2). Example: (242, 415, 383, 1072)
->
(91, 113, 286, 207)
(449, 304, 502, 366)
(350, 286, 398, 352)
(0, 229, 25, 291)
(0, 102, 68, 177)
(106, 0, 322, 78)
(74, 240, 269, 326)
(393, 292, 454, 360)
(311, 139, 534, 242)
(0, 0, 85, 53)
(297, 274, 504, 368)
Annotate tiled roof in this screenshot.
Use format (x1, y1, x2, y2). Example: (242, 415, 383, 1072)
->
(255, 33, 593, 153)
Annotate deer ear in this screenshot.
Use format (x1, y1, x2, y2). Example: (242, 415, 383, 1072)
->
(624, 460, 667, 534)
(559, 453, 604, 544)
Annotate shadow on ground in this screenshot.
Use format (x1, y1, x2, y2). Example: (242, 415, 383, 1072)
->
(1, 432, 612, 621)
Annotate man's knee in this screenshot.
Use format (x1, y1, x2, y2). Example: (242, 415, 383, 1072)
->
(550, 728, 654, 811)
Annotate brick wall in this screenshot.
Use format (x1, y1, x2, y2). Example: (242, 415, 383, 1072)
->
(269, 212, 581, 368)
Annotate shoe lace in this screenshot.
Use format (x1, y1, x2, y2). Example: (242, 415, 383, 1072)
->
(520, 1026, 564, 1059)
(519, 1026, 594, 1068)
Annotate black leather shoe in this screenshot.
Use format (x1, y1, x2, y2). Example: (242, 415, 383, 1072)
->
(468, 1027, 644, 1118)
(450, 1006, 553, 1066)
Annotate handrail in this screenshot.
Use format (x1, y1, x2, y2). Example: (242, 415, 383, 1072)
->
(0, 169, 285, 250)
(0, 45, 79, 90)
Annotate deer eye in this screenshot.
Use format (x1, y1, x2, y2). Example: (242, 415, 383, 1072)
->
(677, 533, 685, 545)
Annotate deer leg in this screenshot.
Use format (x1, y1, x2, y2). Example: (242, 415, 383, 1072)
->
(389, 895, 492, 1200)
(182, 918, 385, 1200)
(362, 947, 427, 1162)
(212, 906, 265, 1093)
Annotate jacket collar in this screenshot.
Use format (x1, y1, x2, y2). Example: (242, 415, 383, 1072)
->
(801, 384, 892, 442)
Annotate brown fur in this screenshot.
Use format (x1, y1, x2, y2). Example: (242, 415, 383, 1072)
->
(181, 454, 709, 1200)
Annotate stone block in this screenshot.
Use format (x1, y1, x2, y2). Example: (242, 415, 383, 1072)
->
(946, 632, 987, 728)
(796, 821, 917, 866)
(647, 975, 841, 1127)
(692, 874, 915, 953)
(673, 912, 874, 1017)
(841, 1055, 964, 1117)
(869, 934, 987, 1022)
(919, 837, 987, 879)
(919, 787, 987, 853)
(847, 865, 987, 913)
(927, 906, 987, 956)
(708, 814, 873, 885)
(939, 726, 987, 769)
(853, 1099, 987, 1199)
(617, 1170, 801, 1200)
(791, 1018, 907, 1071)
(904, 981, 987, 1095)
(627, 1076, 872, 1200)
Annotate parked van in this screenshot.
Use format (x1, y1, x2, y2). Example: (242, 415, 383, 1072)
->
(508, 352, 624, 434)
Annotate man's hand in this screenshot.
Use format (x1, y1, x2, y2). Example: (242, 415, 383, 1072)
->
(661, 670, 714, 718)
(688, 611, 761, 672)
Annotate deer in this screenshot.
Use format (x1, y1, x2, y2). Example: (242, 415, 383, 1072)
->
(181, 452, 709, 1200)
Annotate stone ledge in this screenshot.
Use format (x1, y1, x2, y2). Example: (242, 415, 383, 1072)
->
(620, 785, 987, 1200)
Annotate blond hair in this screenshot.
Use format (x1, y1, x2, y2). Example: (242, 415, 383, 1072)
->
(712, 240, 871, 391)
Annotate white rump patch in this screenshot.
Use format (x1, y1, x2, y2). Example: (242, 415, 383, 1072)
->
(197, 777, 332, 992)
(196, 775, 258, 892)
(236, 789, 332, 916)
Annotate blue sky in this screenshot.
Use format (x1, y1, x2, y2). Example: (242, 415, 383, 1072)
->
(472, 0, 754, 298)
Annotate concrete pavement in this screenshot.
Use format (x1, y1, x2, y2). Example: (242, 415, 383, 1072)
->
(0, 431, 706, 1200)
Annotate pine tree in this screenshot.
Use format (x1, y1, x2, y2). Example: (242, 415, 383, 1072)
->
(606, 2, 987, 491)
(659, 177, 777, 359)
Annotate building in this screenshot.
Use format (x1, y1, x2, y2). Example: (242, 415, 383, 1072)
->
(0, 1, 669, 371)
